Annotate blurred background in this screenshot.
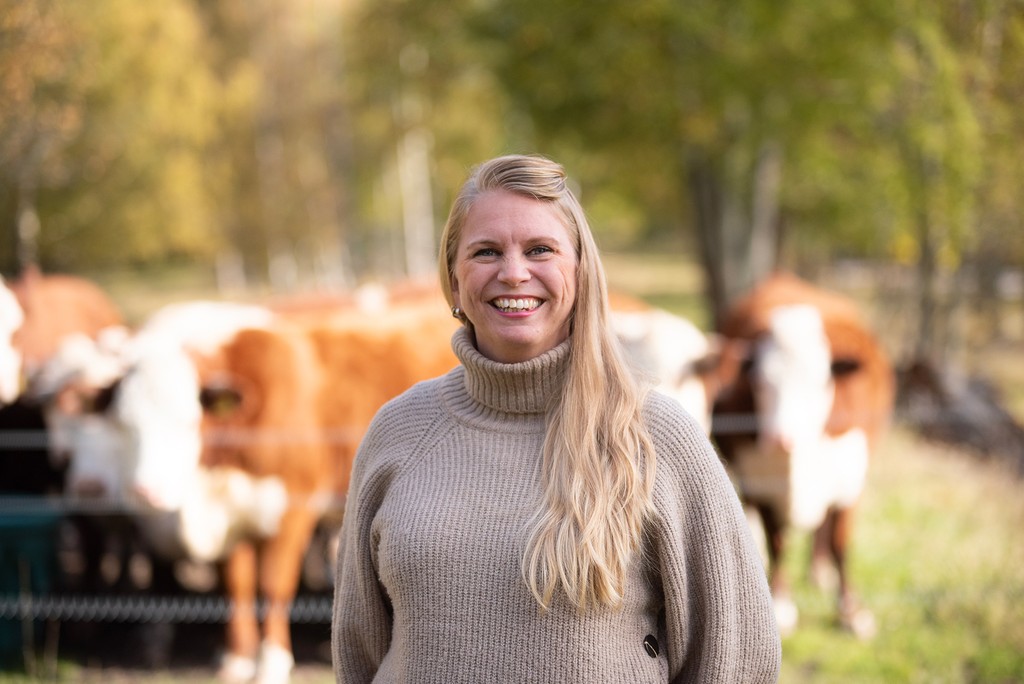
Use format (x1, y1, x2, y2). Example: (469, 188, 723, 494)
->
(2, 0, 1023, 682)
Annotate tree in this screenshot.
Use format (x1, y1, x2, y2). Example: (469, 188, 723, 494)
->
(478, 0, 903, 325)
(340, 0, 510, 280)
(191, 0, 361, 292)
(0, 0, 86, 271)
(0, 0, 222, 273)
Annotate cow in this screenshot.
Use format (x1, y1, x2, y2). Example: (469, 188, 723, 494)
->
(1, 266, 123, 401)
(709, 272, 894, 639)
(0, 270, 149, 661)
(610, 305, 714, 433)
(0, 267, 125, 500)
(0, 279, 23, 404)
(63, 293, 460, 684)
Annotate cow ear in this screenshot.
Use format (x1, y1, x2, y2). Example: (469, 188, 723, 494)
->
(831, 357, 862, 377)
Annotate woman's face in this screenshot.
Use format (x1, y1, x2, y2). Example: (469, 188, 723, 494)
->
(451, 189, 578, 364)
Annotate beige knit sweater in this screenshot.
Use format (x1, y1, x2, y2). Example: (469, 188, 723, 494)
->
(332, 329, 781, 683)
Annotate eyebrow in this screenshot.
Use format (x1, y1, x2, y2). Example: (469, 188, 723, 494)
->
(463, 235, 564, 249)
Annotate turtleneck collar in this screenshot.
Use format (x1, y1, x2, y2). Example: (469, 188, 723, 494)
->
(450, 327, 569, 415)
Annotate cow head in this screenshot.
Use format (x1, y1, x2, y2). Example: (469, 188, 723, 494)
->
(750, 305, 836, 454)
(107, 302, 275, 513)
(725, 304, 871, 530)
(0, 279, 24, 405)
(114, 338, 205, 510)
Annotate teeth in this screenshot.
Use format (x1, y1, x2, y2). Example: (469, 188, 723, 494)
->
(493, 298, 539, 312)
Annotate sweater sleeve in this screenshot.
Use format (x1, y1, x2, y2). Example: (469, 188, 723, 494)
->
(646, 394, 782, 683)
(331, 406, 398, 682)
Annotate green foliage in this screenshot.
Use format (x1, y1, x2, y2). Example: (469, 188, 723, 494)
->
(341, 0, 510, 278)
(479, 0, 902, 236)
(0, 0, 221, 270)
(2, 0, 1023, 307)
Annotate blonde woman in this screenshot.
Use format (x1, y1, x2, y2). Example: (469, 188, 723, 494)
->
(332, 154, 780, 682)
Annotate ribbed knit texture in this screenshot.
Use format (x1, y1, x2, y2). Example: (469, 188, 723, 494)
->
(332, 328, 781, 683)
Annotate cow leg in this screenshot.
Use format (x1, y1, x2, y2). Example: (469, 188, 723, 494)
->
(254, 502, 319, 684)
(810, 508, 839, 592)
(830, 506, 876, 639)
(757, 503, 798, 636)
(219, 539, 260, 683)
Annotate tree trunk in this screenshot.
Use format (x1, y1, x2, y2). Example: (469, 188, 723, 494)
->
(397, 127, 435, 280)
(686, 141, 783, 330)
(16, 183, 40, 271)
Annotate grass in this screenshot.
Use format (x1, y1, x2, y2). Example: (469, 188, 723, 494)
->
(778, 428, 1024, 683)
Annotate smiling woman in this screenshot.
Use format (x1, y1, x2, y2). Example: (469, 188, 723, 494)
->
(331, 154, 781, 683)
(448, 188, 577, 363)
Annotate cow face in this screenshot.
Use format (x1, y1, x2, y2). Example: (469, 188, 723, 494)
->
(750, 305, 835, 454)
(109, 303, 274, 513)
(63, 411, 130, 501)
(0, 282, 24, 404)
(113, 340, 204, 511)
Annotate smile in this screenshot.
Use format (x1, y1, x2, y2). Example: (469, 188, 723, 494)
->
(491, 297, 541, 313)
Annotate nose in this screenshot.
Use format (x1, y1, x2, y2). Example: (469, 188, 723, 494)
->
(498, 255, 530, 285)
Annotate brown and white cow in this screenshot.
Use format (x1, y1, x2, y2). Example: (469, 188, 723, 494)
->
(610, 305, 714, 433)
(0, 267, 124, 493)
(78, 293, 460, 684)
(0, 266, 123, 402)
(710, 272, 894, 639)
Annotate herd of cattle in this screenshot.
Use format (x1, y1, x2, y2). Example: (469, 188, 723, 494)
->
(0, 266, 894, 682)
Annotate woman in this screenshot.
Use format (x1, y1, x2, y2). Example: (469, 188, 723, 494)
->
(332, 154, 781, 682)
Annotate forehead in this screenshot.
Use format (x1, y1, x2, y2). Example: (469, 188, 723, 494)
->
(460, 190, 571, 245)
(756, 305, 831, 379)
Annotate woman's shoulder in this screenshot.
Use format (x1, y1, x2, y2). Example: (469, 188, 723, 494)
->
(642, 390, 727, 491)
(642, 390, 707, 444)
(365, 371, 454, 443)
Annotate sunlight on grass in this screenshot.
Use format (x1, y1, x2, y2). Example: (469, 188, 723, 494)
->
(779, 428, 1024, 683)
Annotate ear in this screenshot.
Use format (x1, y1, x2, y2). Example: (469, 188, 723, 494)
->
(831, 357, 862, 377)
(450, 275, 461, 309)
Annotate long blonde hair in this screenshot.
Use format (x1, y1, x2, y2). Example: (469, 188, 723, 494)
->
(438, 154, 657, 612)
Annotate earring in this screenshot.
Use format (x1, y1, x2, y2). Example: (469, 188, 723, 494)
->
(451, 306, 462, 320)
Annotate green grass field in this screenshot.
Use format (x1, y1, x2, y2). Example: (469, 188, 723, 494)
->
(778, 428, 1024, 683)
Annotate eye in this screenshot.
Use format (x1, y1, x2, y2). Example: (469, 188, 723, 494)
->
(527, 245, 553, 256)
(473, 247, 499, 258)
(200, 386, 244, 417)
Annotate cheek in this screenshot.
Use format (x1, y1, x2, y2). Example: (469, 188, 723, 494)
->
(452, 264, 488, 306)
(559, 265, 578, 302)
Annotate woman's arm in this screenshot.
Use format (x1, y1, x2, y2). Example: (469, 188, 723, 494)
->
(647, 395, 781, 683)
(331, 421, 394, 682)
